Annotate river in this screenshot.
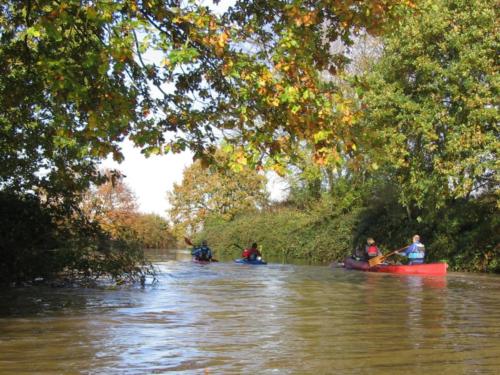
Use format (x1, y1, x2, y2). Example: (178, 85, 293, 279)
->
(1, 249, 499, 374)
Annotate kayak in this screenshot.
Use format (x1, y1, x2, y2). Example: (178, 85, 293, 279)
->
(192, 258, 210, 264)
(192, 258, 218, 264)
(234, 258, 267, 265)
(343, 257, 447, 276)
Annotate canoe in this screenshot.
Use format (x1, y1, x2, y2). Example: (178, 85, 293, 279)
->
(234, 258, 267, 265)
(343, 257, 447, 276)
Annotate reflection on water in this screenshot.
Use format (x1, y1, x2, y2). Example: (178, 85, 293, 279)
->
(145, 247, 323, 266)
(1, 250, 500, 374)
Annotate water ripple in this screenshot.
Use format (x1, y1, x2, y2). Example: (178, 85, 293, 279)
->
(1, 259, 500, 374)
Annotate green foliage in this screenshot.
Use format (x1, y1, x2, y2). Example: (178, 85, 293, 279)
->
(131, 214, 177, 249)
(199, 207, 311, 261)
(198, 192, 362, 263)
(343, 0, 500, 272)
(422, 194, 500, 272)
(0, 192, 59, 282)
(0, 1, 144, 199)
(358, 0, 499, 211)
(340, 182, 499, 272)
(217, 0, 413, 167)
(183, 0, 500, 273)
(354, 182, 414, 250)
(0, 0, 414, 202)
(1, 0, 497, 276)
(198, 175, 499, 273)
(0, 192, 151, 285)
(168, 149, 269, 238)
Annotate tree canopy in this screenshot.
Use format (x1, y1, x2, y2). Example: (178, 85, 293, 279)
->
(358, 0, 498, 211)
(1, 0, 414, 199)
(168, 149, 268, 237)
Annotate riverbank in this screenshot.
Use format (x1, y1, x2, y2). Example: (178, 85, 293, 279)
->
(196, 193, 499, 273)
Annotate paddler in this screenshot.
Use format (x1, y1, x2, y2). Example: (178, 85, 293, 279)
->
(365, 238, 382, 261)
(242, 242, 262, 261)
(396, 235, 425, 264)
(192, 240, 213, 261)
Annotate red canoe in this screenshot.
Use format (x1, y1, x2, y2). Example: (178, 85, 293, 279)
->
(343, 257, 447, 276)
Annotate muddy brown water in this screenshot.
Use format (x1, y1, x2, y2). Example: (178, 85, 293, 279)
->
(1, 250, 499, 374)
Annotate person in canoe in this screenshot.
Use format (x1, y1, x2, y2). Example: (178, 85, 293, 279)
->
(242, 242, 261, 261)
(365, 238, 382, 261)
(192, 240, 213, 261)
(396, 235, 425, 264)
(350, 245, 365, 261)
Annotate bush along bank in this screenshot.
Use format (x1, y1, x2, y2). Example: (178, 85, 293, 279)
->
(196, 191, 499, 273)
(0, 192, 155, 286)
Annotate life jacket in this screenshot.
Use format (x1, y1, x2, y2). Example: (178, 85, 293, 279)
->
(194, 245, 210, 260)
(242, 249, 251, 259)
(200, 246, 210, 260)
(248, 248, 260, 260)
(367, 245, 379, 256)
(407, 243, 425, 259)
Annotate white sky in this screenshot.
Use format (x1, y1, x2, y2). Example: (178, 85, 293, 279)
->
(101, 139, 192, 217)
(101, 139, 288, 218)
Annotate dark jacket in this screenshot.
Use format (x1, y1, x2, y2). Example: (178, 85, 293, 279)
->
(192, 245, 212, 261)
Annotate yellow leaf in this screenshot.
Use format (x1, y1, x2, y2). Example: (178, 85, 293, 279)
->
(237, 155, 247, 165)
(272, 164, 286, 176)
(196, 17, 205, 28)
(217, 31, 229, 48)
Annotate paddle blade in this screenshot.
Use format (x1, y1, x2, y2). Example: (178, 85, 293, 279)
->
(368, 255, 384, 267)
(184, 237, 193, 246)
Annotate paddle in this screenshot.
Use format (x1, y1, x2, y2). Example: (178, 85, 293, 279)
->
(184, 237, 194, 246)
(368, 246, 408, 267)
(232, 243, 244, 250)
